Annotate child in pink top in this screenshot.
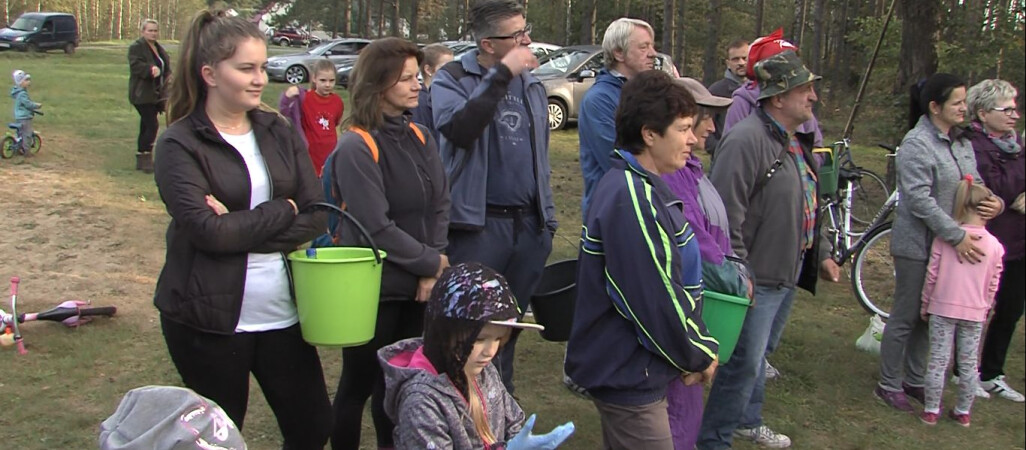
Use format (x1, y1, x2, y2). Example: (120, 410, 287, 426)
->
(919, 176, 1005, 427)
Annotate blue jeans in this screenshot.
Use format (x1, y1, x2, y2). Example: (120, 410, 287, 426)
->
(697, 285, 796, 450)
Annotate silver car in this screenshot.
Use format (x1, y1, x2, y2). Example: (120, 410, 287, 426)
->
(535, 46, 678, 130)
(267, 38, 370, 84)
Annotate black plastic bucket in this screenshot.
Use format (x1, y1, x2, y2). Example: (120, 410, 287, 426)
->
(529, 259, 577, 342)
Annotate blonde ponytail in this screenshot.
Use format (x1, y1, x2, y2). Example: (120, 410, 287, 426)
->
(467, 379, 497, 445)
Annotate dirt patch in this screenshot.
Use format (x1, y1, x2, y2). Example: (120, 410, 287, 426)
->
(0, 131, 167, 323)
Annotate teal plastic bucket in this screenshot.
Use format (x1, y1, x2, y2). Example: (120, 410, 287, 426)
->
(288, 247, 387, 347)
(702, 291, 752, 363)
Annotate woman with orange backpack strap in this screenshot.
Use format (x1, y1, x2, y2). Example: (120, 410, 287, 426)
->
(328, 37, 452, 450)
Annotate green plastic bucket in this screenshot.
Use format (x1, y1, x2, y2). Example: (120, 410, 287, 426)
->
(289, 247, 387, 347)
(702, 290, 752, 363)
(816, 146, 839, 197)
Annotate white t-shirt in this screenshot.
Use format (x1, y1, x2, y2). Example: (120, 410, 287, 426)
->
(220, 130, 298, 332)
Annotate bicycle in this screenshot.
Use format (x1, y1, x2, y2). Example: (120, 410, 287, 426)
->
(1, 276, 117, 355)
(1, 110, 43, 159)
(819, 142, 899, 319)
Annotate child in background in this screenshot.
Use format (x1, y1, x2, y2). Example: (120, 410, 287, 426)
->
(279, 58, 343, 176)
(10, 70, 41, 156)
(379, 262, 574, 449)
(920, 176, 1005, 427)
(410, 43, 453, 141)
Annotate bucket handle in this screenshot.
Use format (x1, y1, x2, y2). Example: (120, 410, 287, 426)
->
(303, 202, 383, 265)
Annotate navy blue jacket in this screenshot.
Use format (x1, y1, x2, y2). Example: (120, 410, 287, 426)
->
(565, 150, 719, 406)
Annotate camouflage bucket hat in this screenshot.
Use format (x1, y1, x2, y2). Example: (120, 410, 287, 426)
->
(755, 50, 821, 101)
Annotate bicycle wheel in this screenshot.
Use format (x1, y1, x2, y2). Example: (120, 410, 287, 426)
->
(1, 136, 15, 158)
(851, 222, 894, 318)
(28, 133, 41, 154)
(849, 169, 889, 231)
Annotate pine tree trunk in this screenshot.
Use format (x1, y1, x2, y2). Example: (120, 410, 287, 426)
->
(894, 0, 939, 95)
(342, 0, 351, 37)
(674, 0, 685, 74)
(702, 0, 722, 84)
(662, 0, 673, 57)
(755, 0, 764, 36)
(791, 0, 804, 46)
(117, 0, 124, 40)
(409, 0, 419, 41)
(580, 0, 595, 44)
(810, 0, 825, 75)
(390, 0, 399, 37)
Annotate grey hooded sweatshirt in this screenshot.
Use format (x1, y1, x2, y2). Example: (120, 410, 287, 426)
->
(379, 337, 525, 449)
(891, 115, 982, 261)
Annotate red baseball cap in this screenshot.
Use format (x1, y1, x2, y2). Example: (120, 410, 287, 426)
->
(746, 28, 798, 79)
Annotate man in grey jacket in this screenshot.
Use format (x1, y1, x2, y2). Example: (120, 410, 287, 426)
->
(705, 38, 749, 154)
(699, 50, 839, 450)
(431, 0, 556, 394)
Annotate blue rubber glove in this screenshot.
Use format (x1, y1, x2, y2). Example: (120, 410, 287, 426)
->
(506, 414, 575, 450)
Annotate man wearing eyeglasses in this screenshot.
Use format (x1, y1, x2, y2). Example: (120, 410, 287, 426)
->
(706, 39, 750, 155)
(578, 18, 658, 217)
(431, 0, 556, 394)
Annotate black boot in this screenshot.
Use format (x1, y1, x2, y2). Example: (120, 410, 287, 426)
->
(136, 152, 154, 174)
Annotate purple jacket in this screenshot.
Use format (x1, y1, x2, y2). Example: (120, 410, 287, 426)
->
(723, 80, 824, 147)
(967, 126, 1025, 261)
(277, 86, 308, 148)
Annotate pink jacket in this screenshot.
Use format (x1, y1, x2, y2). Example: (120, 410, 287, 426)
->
(921, 225, 1005, 322)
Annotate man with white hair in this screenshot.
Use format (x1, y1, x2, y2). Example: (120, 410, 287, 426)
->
(578, 17, 658, 216)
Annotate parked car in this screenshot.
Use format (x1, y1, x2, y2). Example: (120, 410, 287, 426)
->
(0, 12, 78, 53)
(267, 38, 370, 84)
(271, 27, 320, 47)
(451, 41, 562, 61)
(532, 45, 603, 130)
(534, 46, 678, 130)
(335, 57, 358, 88)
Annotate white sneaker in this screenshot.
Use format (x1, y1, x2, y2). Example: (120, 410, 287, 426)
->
(981, 376, 1026, 402)
(765, 360, 781, 380)
(734, 425, 792, 448)
(951, 375, 992, 398)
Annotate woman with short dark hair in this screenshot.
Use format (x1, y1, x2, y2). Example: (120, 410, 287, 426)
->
(564, 70, 718, 450)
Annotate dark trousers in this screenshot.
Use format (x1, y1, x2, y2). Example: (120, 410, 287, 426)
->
(446, 211, 552, 394)
(332, 300, 425, 450)
(980, 258, 1025, 381)
(161, 316, 332, 450)
(134, 103, 159, 153)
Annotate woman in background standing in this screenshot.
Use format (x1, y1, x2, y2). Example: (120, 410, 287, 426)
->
(127, 18, 170, 173)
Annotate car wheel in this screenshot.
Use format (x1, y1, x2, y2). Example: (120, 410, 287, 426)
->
(63, 42, 75, 54)
(279, 37, 290, 47)
(547, 98, 567, 131)
(285, 65, 308, 84)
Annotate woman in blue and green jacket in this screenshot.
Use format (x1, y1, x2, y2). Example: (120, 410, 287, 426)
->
(564, 70, 719, 450)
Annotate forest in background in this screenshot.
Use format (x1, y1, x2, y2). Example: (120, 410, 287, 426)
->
(3, 0, 1024, 141)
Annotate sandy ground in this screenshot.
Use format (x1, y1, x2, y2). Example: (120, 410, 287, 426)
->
(0, 132, 167, 324)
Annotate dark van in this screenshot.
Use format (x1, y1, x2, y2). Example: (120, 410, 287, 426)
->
(0, 12, 79, 53)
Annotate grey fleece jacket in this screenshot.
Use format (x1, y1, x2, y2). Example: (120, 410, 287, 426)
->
(380, 337, 525, 450)
(710, 108, 825, 290)
(891, 115, 982, 261)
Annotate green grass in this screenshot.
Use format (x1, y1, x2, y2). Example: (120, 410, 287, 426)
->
(1, 47, 1023, 450)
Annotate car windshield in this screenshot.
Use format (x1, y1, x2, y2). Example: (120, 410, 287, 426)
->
(308, 41, 337, 54)
(533, 49, 595, 77)
(10, 17, 42, 31)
